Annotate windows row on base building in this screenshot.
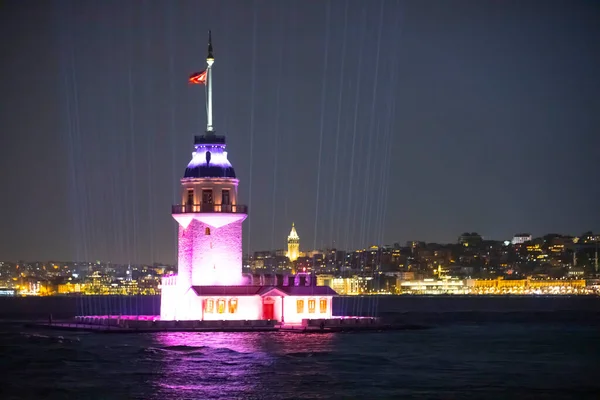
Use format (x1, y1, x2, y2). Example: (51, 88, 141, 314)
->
(203, 297, 330, 315)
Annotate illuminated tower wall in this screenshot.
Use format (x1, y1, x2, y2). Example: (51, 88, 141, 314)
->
(171, 30, 247, 289)
(172, 153, 247, 287)
(286, 223, 300, 262)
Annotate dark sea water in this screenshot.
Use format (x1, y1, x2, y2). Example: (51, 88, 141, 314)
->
(2, 297, 600, 399)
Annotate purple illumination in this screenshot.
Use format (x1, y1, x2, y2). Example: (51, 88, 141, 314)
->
(154, 331, 334, 354)
(151, 332, 335, 397)
(172, 213, 246, 231)
(157, 54, 340, 321)
(154, 332, 265, 355)
(161, 215, 246, 320)
(160, 275, 179, 320)
(177, 224, 194, 288)
(181, 219, 244, 286)
(171, 214, 195, 229)
(193, 213, 246, 228)
(161, 208, 339, 322)
(186, 146, 232, 169)
(152, 332, 267, 397)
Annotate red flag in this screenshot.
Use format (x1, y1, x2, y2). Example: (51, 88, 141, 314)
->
(189, 70, 207, 84)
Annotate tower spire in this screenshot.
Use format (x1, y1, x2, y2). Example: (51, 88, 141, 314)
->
(207, 30, 214, 60)
(206, 30, 215, 134)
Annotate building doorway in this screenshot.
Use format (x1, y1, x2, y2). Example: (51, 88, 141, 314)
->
(262, 302, 274, 320)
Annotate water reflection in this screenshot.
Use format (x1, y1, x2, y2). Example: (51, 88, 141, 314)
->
(151, 332, 335, 399)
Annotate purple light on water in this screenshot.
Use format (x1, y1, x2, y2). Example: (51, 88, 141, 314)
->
(152, 332, 270, 395)
(155, 331, 264, 353)
(151, 332, 336, 397)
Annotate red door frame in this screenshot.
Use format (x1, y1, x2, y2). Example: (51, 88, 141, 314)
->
(263, 302, 274, 320)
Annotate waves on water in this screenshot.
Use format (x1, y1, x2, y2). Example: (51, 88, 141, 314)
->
(1, 297, 600, 399)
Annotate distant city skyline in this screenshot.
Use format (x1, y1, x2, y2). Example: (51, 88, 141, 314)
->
(1, 0, 599, 264)
(2, 228, 597, 265)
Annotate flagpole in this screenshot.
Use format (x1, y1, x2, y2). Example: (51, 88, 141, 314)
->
(206, 30, 214, 134)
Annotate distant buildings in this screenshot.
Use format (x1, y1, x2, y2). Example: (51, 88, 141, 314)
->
(465, 277, 587, 295)
(3, 229, 598, 297)
(458, 232, 483, 246)
(512, 233, 532, 245)
(0, 260, 167, 296)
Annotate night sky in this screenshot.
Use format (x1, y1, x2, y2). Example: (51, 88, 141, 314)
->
(1, 0, 599, 264)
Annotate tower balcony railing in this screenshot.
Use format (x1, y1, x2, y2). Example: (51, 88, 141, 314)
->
(172, 203, 248, 214)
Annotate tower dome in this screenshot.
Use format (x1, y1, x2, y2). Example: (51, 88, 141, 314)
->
(183, 136, 236, 179)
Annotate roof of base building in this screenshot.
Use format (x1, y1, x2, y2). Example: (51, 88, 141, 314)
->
(191, 285, 338, 297)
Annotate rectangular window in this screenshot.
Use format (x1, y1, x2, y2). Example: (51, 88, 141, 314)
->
(308, 298, 316, 313)
(228, 298, 238, 313)
(187, 189, 194, 205)
(296, 299, 304, 314)
(222, 190, 230, 205)
(205, 299, 214, 313)
(217, 299, 226, 314)
(319, 298, 327, 313)
(202, 190, 213, 212)
(202, 190, 213, 204)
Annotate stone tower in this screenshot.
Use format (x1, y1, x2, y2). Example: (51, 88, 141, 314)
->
(286, 223, 300, 262)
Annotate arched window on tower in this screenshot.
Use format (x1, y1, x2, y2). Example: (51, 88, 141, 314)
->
(205, 227, 211, 235)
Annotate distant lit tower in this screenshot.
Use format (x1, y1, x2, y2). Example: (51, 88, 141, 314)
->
(286, 223, 300, 262)
(171, 31, 247, 288)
